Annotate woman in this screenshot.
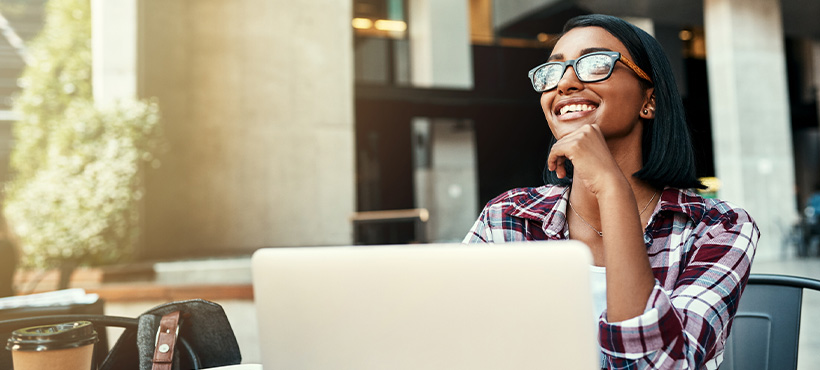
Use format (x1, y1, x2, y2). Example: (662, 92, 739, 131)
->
(464, 14, 758, 369)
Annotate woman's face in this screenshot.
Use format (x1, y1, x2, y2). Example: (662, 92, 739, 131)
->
(540, 26, 652, 142)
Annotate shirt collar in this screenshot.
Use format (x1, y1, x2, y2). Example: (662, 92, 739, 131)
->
(655, 187, 706, 223)
(505, 185, 570, 239)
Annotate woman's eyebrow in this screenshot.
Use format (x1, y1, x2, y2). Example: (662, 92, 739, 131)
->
(547, 54, 563, 62)
(547, 47, 614, 62)
(580, 47, 613, 54)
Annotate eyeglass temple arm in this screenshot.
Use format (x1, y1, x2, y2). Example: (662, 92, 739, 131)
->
(619, 56, 652, 83)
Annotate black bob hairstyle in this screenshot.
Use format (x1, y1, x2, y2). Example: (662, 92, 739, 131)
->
(543, 14, 703, 190)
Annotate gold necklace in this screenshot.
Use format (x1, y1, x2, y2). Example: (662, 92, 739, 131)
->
(567, 191, 658, 237)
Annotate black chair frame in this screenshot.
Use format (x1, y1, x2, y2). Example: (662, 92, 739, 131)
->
(722, 273, 820, 370)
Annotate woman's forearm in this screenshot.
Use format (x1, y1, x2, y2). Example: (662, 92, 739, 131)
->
(597, 178, 656, 322)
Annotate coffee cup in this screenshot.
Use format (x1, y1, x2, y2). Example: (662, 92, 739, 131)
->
(6, 321, 98, 370)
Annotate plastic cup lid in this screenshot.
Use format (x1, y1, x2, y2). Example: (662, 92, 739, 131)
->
(6, 321, 98, 352)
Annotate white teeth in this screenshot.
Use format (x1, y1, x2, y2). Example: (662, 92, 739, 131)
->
(560, 105, 570, 115)
(559, 104, 596, 115)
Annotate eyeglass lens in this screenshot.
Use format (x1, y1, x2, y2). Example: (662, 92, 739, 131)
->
(533, 54, 615, 92)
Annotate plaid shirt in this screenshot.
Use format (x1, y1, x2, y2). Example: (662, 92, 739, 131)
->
(463, 185, 759, 369)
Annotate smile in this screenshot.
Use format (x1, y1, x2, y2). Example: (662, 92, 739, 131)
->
(559, 104, 597, 116)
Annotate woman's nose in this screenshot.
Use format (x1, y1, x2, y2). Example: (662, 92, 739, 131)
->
(556, 66, 583, 94)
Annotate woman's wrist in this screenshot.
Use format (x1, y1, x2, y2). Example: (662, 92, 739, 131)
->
(593, 172, 634, 203)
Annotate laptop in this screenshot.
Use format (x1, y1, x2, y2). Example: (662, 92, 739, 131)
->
(251, 241, 598, 369)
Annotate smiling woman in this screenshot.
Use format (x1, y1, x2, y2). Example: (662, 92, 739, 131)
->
(463, 14, 759, 370)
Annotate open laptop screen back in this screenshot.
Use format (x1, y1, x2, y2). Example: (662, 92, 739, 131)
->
(252, 241, 598, 369)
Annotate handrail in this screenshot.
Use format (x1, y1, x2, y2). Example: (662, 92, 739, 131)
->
(350, 208, 430, 244)
(349, 208, 429, 223)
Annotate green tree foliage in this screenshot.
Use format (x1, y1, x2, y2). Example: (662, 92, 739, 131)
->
(11, 0, 92, 174)
(3, 0, 163, 268)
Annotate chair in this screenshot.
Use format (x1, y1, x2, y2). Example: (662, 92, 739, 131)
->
(722, 274, 820, 370)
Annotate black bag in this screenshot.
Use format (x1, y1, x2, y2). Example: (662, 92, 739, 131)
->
(0, 299, 242, 370)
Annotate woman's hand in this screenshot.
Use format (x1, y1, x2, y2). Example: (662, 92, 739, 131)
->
(547, 123, 628, 196)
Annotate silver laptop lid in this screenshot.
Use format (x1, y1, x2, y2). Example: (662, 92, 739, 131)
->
(252, 241, 597, 369)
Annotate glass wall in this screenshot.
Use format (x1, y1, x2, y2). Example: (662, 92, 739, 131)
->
(353, 0, 411, 85)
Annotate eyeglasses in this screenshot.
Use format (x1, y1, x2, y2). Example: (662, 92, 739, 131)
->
(527, 51, 652, 92)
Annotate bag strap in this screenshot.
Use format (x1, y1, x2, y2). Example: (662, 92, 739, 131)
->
(152, 311, 181, 370)
(1, 312, 202, 370)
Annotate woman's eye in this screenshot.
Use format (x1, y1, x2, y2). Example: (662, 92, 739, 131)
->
(545, 67, 562, 79)
(591, 63, 609, 73)
(579, 59, 611, 77)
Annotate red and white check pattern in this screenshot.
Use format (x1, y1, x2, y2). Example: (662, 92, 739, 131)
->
(464, 185, 759, 369)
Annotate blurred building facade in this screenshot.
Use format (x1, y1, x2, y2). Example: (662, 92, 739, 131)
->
(0, 0, 819, 260)
(91, 0, 356, 258)
(350, 0, 820, 259)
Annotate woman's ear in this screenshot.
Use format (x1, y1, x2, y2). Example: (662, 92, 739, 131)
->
(640, 88, 656, 120)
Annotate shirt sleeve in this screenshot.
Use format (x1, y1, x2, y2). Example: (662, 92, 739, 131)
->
(463, 206, 493, 243)
(598, 216, 759, 369)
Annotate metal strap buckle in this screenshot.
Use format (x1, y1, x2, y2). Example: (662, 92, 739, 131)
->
(155, 317, 181, 353)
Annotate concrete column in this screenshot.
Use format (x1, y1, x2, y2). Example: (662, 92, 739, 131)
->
(409, 0, 473, 89)
(704, 0, 797, 259)
(136, 0, 355, 257)
(91, 0, 137, 103)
